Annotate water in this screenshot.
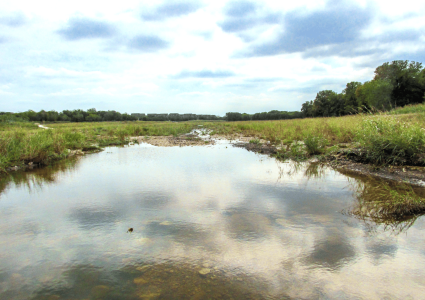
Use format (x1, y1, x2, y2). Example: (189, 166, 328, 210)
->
(1, 142, 425, 299)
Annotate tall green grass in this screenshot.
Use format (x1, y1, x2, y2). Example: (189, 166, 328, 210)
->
(204, 115, 358, 145)
(355, 116, 425, 165)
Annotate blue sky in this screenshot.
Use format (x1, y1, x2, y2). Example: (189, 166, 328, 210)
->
(1, 0, 424, 115)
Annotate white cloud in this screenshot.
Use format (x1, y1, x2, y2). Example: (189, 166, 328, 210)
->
(47, 87, 116, 96)
(0, 0, 424, 114)
(26, 67, 106, 78)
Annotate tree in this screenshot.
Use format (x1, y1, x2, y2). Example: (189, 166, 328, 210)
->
(225, 112, 242, 121)
(356, 80, 393, 111)
(301, 101, 314, 117)
(328, 93, 345, 116)
(374, 60, 425, 107)
(313, 90, 337, 117)
(343, 82, 362, 114)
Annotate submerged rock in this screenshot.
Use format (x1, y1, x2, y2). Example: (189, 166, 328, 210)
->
(134, 276, 148, 285)
(91, 285, 111, 298)
(199, 268, 211, 277)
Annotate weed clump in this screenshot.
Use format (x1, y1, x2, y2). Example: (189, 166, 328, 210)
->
(304, 134, 328, 155)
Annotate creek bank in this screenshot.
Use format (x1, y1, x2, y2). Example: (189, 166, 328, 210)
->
(231, 139, 425, 187)
(4, 149, 91, 172)
(326, 152, 425, 187)
(233, 142, 278, 155)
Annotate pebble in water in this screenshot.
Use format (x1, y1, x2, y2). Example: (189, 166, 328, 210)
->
(199, 268, 211, 277)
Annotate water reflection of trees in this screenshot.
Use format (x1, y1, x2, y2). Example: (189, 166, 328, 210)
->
(277, 160, 327, 182)
(0, 157, 80, 196)
(343, 174, 425, 234)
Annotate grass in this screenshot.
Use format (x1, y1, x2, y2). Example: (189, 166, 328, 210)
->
(203, 115, 358, 146)
(0, 121, 200, 172)
(304, 134, 328, 155)
(203, 107, 425, 164)
(355, 115, 425, 165)
(388, 103, 425, 115)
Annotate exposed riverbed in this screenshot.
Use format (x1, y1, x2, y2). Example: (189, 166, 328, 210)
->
(1, 140, 425, 299)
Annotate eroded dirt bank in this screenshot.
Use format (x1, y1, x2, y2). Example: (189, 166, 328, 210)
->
(326, 153, 425, 187)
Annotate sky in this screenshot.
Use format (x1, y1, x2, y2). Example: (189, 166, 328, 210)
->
(0, 0, 424, 115)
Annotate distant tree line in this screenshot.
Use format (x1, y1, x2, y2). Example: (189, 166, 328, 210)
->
(2, 109, 223, 123)
(131, 113, 221, 121)
(8, 109, 138, 122)
(301, 60, 425, 117)
(225, 110, 303, 121)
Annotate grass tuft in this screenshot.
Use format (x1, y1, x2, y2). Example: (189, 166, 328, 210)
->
(304, 134, 328, 155)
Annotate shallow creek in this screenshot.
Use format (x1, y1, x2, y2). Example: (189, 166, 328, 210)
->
(1, 140, 425, 299)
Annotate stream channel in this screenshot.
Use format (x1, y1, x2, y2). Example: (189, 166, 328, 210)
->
(1, 137, 425, 299)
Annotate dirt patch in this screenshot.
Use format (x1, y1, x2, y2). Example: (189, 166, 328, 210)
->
(232, 142, 278, 155)
(131, 135, 215, 147)
(212, 134, 268, 144)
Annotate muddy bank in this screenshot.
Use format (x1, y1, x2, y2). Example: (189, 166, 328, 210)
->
(131, 134, 215, 147)
(4, 149, 89, 172)
(327, 153, 425, 187)
(233, 142, 278, 155)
